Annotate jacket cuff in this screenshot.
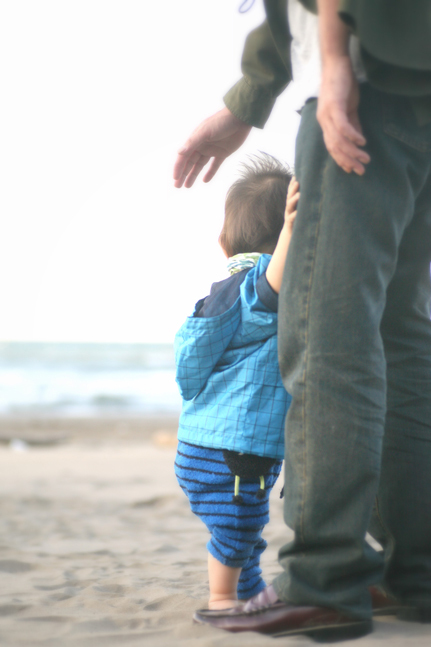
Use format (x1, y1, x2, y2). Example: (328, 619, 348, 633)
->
(256, 273, 279, 312)
(224, 78, 278, 129)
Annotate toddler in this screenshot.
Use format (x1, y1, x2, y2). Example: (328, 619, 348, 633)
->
(174, 153, 299, 610)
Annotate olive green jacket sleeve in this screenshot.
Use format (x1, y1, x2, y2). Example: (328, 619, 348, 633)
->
(223, 0, 292, 128)
(225, 0, 431, 128)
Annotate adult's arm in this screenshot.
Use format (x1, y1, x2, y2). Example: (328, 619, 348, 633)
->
(174, 8, 292, 189)
(316, 0, 370, 174)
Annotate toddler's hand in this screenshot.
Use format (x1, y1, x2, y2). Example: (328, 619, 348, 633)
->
(285, 177, 300, 232)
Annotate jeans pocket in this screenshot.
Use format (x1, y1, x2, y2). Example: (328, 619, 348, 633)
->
(383, 96, 431, 152)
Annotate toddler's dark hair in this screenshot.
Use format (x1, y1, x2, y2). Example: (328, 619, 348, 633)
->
(219, 153, 292, 257)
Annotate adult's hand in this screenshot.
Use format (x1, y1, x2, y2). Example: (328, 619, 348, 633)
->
(316, 0, 371, 175)
(173, 107, 252, 188)
(317, 56, 370, 175)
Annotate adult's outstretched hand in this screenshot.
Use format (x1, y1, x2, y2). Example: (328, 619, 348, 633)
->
(173, 107, 252, 188)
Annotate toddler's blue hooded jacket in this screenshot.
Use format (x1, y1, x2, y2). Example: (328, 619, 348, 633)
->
(175, 255, 291, 460)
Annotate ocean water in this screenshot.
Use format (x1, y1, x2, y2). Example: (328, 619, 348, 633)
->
(0, 342, 181, 417)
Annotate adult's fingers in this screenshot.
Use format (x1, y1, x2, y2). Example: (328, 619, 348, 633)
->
(202, 156, 225, 184)
(183, 155, 211, 189)
(173, 146, 193, 184)
(322, 113, 370, 174)
(173, 150, 204, 188)
(335, 114, 366, 147)
(324, 138, 366, 174)
(175, 151, 225, 188)
(173, 152, 193, 188)
(173, 124, 210, 186)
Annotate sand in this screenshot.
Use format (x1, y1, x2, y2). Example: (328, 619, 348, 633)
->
(0, 416, 430, 647)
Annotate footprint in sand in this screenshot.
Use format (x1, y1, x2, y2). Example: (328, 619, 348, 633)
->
(0, 604, 29, 616)
(93, 583, 135, 596)
(155, 544, 179, 553)
(35, 579, 94, 591)
(131, 495, 172, 508)
(46, 588, 82, 602)
(0, 560, 34, 573)
(21, 615, 71, 623)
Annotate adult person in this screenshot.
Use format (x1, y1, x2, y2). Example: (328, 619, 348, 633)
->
(173, 0, 431, 640)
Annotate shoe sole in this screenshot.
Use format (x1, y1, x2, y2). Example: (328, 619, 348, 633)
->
(193, 612, 372, 642)
(270, 619, 373, 642)
(193, 613, 372, 642)
(372, 605, 401, 617)
(397, 607, 431, 623)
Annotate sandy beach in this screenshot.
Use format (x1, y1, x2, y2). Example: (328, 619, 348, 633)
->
(0, 416, 430, 647)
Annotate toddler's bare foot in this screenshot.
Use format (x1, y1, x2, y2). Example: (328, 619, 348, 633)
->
(208, 598, 242, 610)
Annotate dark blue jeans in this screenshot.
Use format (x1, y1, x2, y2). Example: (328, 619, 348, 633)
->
(274, 84, 431, 620)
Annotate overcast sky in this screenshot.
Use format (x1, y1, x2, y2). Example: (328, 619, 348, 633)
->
(0, 0, 300, 343)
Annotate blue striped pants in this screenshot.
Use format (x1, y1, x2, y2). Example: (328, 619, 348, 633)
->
(175, 441, 283, 599)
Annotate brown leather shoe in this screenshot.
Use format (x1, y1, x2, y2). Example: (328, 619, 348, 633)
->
(369, 585, 401, 616)
(193, 585, 372, 642)
(369, 585, 431, 620)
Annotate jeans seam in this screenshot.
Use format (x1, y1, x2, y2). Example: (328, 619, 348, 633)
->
(373, 496, 389, 538)
(299, 155, 330, 544)
(373, 495, 396, 582)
